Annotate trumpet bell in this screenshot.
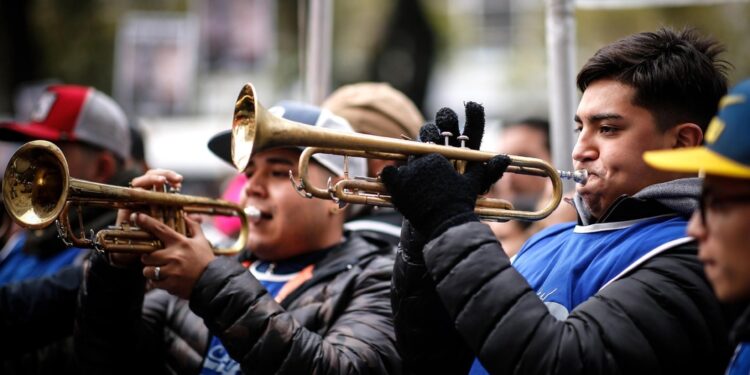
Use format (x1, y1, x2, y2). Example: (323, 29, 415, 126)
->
(2, 140, 70, 229)
(2, 140, 249, 255)
(232, 84, 259, 171)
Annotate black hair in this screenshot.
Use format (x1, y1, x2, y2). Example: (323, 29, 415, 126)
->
(577, 27, 731, 133)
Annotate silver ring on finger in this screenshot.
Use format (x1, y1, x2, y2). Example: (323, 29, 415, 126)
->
(154, 266, 161, 281)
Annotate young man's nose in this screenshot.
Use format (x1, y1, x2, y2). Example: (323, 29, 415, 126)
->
(244, 173, 268, 198)
(572, 130, 598, 164)
(687, 209, 707, 240)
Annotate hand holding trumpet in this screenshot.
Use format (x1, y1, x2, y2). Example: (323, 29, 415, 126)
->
(382, 102, 511, 240)
(118, 169, 216, 298)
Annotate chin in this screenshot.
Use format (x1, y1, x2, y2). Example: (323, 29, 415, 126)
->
(250, 247, 277, 261)
(580, 197, 604, 218)
(710, 277, 749, 302)
(714, 288, 740, 302)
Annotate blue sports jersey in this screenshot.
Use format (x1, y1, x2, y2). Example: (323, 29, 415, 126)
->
(0, 232, 88, 285)
(726, 343, 750, 375)
(470, 215, 691, 373)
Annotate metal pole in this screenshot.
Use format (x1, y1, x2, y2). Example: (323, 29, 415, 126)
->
(305, 0, 333, 105)
(545, 0, 577, 191)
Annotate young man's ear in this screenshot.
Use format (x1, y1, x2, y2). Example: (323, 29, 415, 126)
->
(671, 123, 703, 149)
(93, 152, 119, 183)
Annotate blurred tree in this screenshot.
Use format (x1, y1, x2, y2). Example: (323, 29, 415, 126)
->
(0, 0, 37, 114)
(576, 4, 750, 85)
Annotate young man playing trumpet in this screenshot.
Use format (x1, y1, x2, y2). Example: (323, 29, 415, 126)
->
(74, 101, 401, 374)
(383, 27, 735, 374)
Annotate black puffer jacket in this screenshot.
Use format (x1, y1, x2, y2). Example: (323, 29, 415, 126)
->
(75, 231, 400, 374)
(731, 305, 750, 347)
(392, 193, 733, 374)
(0, 168, 142, 375)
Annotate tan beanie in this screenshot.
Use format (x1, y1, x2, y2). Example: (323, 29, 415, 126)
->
(322, 82, 424, 140)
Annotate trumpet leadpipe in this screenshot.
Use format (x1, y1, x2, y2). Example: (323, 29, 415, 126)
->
(244, 205, 261, 223)
(557, 169, 588, 185)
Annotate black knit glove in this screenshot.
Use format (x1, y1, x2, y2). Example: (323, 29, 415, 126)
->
(381, 102, 511, 240)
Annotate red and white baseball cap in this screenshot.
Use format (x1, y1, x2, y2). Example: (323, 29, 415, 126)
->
(0, 85, 131, 160)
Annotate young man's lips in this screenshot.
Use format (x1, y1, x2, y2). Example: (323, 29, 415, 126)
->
(245, 206, 273, 222)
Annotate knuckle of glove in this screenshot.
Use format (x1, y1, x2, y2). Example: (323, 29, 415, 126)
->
(418, 122, 441, 144)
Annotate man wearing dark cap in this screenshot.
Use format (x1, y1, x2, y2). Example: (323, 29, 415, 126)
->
(644, 79, 750, 375)
(323, 82, 424, 246)
(75, 101, 401, 374)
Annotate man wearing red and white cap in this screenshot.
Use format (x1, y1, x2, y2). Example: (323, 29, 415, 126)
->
(0, 84, 133, 284)
(0, 84, 139, 373)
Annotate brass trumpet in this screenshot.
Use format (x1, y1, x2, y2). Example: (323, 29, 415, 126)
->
(231, 83, 586, 222)
(2, 140, 248, 254)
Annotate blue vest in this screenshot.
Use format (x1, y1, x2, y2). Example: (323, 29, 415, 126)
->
(726, 343, 750, 375)
(470, 214, 691, 373)
(0, 232, 88, 286)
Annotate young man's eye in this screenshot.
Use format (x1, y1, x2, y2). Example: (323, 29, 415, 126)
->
(271, 169, 289, 178)
(600, 125, 617, 134)
(573, 125, 583, 134)
(708, 198, 730, 212)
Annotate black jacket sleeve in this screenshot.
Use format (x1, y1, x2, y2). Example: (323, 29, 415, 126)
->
(391, 250, 474, 374)
(74, 253, 223, 375)
(0, 264, 82, 357)
(189, 255, 400, 374)
(74, 252, 162, 374)
(398, 221, 731, 374)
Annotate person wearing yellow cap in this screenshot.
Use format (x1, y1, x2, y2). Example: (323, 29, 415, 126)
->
(644, 78, 750, 375)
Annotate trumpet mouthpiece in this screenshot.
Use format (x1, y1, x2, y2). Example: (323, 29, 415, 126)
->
(558, 169, 588, 185)
(244, 206, 261, 223)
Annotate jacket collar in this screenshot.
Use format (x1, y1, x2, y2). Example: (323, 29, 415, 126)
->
(731, 303, 750, 343)
(573, 178, 700, 225)
(278, 231, 392, 307)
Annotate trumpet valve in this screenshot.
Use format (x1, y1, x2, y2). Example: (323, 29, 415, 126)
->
(457, 135, 469, 148)
(440, 131, 453, 146)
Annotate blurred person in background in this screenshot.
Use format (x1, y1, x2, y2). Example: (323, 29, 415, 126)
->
(0, 84, 133, 284)
(126, 117, 150, 173)
(644, 79, 750, 375)
(0, 85, 146, 374)
(323, 82, 424, 247)
(75, 101, 401, 374)
(486, 118, 576, 257)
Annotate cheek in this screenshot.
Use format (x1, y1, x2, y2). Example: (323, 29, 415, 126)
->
(598, 145, 632, 176)
(710, 219, 750, 274)
(716, 253, 750, 299)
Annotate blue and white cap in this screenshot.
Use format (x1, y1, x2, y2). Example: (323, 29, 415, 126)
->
(208, 100, 367, 178)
